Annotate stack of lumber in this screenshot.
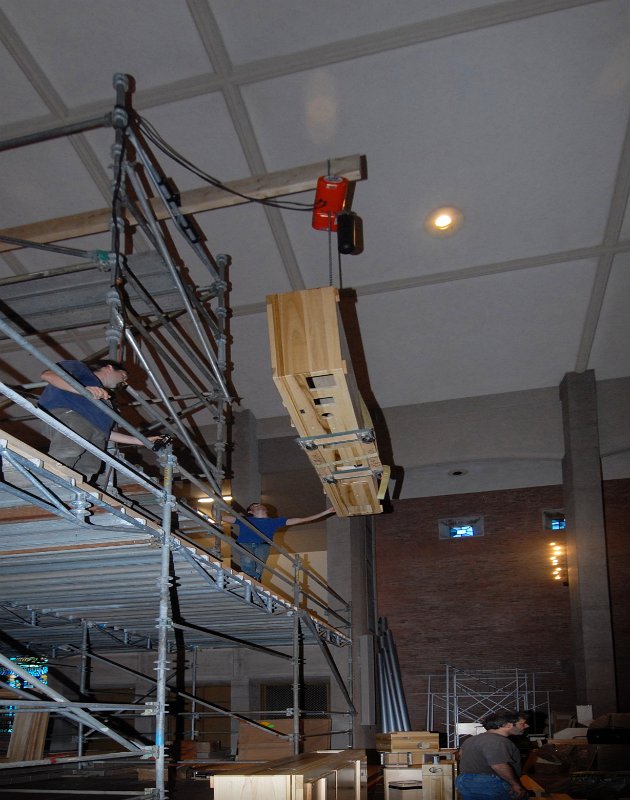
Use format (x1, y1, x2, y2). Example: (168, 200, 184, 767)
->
(267, 287, 388, 517)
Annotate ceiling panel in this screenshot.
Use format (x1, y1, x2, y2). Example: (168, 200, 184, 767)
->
(246, 3, 630, 289)
(0, 0, 628, 433)
(589, 252, 630, 380)
(0, 138, 106, 230)
(0, 41, 50, 124)
(192, 205, 295, 301)
(0, 0, 213, 106)
(352, 258, 598, 408)
(211, 0, 489, 63)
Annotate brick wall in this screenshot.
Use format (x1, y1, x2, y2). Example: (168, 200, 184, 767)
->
(375, 480, 630, 728)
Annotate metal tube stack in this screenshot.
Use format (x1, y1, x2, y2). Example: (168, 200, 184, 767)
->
(377, 617, 411, 732)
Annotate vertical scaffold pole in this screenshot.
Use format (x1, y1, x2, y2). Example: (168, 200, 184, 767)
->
(108, 73, 129, 362)
(292, 555, 302, 755)
(155, 443, 175, 799)
(191, 647, 198, 742)
(346, 596, 353, 747)
(215, 253, 230, 551)
(77, 620, 90, 767)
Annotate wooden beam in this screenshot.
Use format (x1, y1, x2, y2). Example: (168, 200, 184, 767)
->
(0, 154, 366, 253)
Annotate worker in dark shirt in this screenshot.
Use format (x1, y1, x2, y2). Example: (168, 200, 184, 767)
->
(456, 710, 529, 799)
(39, 359, 158, 484)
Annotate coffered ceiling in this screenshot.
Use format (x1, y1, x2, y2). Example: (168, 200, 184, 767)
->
(1, 0, 629, 428)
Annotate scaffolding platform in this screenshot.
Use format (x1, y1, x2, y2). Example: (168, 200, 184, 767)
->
(0, 433, 350, 657)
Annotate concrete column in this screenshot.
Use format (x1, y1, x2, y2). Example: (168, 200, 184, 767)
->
(230, 409, 261, 508)
(560, 370, 617, 715)
(327, 514, 377, 748)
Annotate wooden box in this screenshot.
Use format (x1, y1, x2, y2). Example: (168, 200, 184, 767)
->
(376, 731, 440, 752)
(381, 751, 425, 766)
(383, 767, 423, 800)
(267, 287, 387, 517)
(213, 749, 366, 800)
(422, 761, 456, 800)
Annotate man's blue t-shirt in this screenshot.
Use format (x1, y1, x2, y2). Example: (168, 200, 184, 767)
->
(39, 360, 114, 435)
(235, 517, 288, 546)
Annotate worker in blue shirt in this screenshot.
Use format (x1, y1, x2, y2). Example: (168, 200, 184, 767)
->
(223, 502, 334, 580)
(39, 359, 159, 485)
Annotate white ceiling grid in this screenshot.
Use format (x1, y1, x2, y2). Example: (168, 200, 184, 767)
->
(0, 0, 628, 428)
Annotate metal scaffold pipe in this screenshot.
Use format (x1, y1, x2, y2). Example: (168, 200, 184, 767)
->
(0, 113, 114, 153)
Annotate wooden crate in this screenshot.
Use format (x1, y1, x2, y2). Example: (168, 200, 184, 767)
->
(266, 287, 388, 517)
(383, 766, 423, 800)
(382, 748, 458, 767)
(376, 731, 440, 752)
(213, 749, 366, 800)
(381, 751, 425, 766)
(422, 761, 456, 800)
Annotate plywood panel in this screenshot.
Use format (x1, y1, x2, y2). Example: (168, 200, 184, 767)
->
(7, 711, 49, 761)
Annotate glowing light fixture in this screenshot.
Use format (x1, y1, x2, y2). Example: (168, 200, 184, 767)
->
(425, 206, 463, 237)
(548, 540, 568, 585)
(197, 497, 214, 504)
(221, 479, 233, 504)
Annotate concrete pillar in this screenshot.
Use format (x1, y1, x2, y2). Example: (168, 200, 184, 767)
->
(327, 514, 377, 748)
(560, 370, 617, 715)
(228, 412, 260, 753)
(230, 409, 261, 509)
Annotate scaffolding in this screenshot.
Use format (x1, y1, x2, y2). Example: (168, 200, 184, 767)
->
(0, 74, 355, 798)
(425, 664, 559, 747)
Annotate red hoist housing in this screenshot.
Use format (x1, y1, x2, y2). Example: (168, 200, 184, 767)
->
(312, 175, 349, 232)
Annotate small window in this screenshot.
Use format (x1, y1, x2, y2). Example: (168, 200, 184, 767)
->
(543, 510, 566, 531)
(450, 524, 474, 538)
(438, 516, 484, 539)
(0, 657, 48, 734)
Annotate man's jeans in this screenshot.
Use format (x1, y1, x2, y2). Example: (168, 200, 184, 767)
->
(239, 542, 271, 581)
(455, 773, 516, 799)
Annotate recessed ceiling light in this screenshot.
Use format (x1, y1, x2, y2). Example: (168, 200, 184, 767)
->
(425, 206, 463, 237)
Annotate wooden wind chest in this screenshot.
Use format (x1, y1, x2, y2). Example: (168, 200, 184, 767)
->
(266, 287, 388, 517)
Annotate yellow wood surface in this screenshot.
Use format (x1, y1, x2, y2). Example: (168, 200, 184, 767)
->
(422, 761, 455, 800)
(0, 155, 365, 252)
(376, 732, 441, 752)
(266, 287, 386, 517)
(213, 750, 365, 800)
(6, 711, 49, 762)
(0, 427, 161, 534)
